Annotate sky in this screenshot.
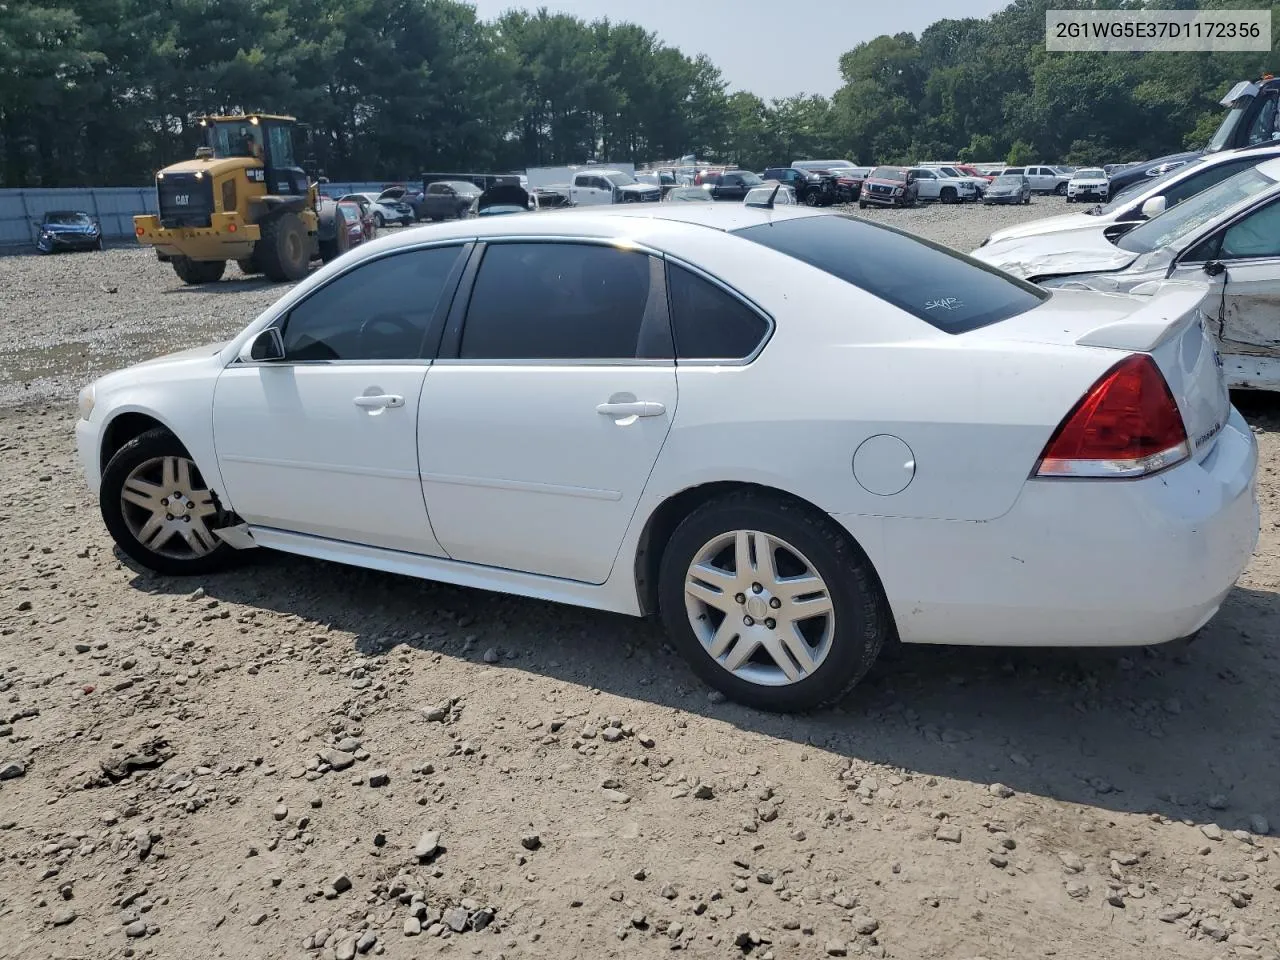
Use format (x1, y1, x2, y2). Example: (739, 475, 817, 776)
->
(469, 0, 1011, 101)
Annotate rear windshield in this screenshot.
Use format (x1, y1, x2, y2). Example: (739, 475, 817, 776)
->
(870, 166, 907, 182)
(732, 214, 1048, 334)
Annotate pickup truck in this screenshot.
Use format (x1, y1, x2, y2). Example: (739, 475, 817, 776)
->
(568, 169, 661, 205)
(905, 167, 980, 203)
(703, 170, 765, 201)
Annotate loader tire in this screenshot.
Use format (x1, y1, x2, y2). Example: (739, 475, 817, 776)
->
(172, 257, 226, 285)
(256, 212, 310, 282)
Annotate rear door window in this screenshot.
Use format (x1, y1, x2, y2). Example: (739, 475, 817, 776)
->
(732, 215, 1046, 334)
(458, 242, 669, 360)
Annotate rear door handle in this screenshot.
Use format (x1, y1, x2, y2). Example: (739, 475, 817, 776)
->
(596, 400, 665, 418)
(353, 394, 404, 410)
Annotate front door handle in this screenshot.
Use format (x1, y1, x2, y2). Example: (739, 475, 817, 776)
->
(353, 394, 404, 410)
(596, 400, 665, 418)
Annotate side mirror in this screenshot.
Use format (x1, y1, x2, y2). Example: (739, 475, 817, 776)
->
(1141, 196, 1167, 219)
(239, 327, 285, 363)
(1204, 260, 1226, 277)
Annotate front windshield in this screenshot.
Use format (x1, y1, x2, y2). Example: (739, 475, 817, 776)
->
(1117, 167, 1277, 254)
(740, 172, 764, 186)
(992, 175, 1022, 186)
(1208, 102, 1251, 151)
(606, 171, 638, 187)
(208, 120, 263, 159)
(45, 211, 90, 225)
(871, 167, 907, 182)
(1075, 168, 1105, 179)
(446, 181, 480, 195)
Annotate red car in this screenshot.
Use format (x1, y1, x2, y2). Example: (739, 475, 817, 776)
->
(336, 201, 368, 249)
(954, 164, 994, 183)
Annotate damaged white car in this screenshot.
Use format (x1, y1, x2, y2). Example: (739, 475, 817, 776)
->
(974, 157, 1280, 391)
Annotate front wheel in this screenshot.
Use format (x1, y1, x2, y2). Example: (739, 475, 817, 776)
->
(658, 492, 891, 713)
(99, 428, 239, 577)
(803, 192, 819, 207)
(374, 212, 385, 228)
(940, 187, 957, 204)
(1055, 182, 1067, 196)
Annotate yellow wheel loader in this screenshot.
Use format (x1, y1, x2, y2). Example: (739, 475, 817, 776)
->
(133, 114, 345, 285)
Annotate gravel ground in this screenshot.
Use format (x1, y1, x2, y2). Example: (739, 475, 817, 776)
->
(2, 202, 1279, 960)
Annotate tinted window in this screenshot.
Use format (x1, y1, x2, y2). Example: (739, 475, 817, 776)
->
(1003, 167, 1024, 176)
(667, 264, 770, 360)
(281, 246, 464, 361)
(871, 167, 906, 181)
(1118, 167, 1277, 255)
(460, 243, 665, 360)
(733, 215, 1047, 334)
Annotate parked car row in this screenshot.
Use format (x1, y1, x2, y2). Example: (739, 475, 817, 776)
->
(973, 141, 1280, 392)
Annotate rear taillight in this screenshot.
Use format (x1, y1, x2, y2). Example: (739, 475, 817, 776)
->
(1034, 354, 1188, 479)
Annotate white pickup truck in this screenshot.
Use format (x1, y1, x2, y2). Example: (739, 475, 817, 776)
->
(906, 167, 980, 203)
(526, 165, 661, 206)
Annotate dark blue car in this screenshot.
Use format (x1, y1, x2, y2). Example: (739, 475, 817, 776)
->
(36, 210, 103, 254)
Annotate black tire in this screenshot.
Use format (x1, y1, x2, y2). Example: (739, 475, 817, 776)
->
(1024, 194, 1031, 205)
(657, 491, 891, 713)
(256, 212, 310, 282)
(940, 187, 957, 204)
(172, 257, 226, 285)
(95, 236, 105, 251)
(803, 191, 820, 207)
(858, 200, 867, 209)
(99, 428, 239, 577)
(374, 212, 385, 229)
(1055, 182, 1067, 196)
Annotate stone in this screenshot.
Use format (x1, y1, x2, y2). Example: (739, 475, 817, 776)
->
(602, 728, 624, 743)
(1158, 904, 1192, 923)
(1059, 852, 1085, 873)
(125, 920, 147, 937)
(331, 873, 352, 894)
(825, 940, 848, 956)
(1110, 851, 1139, 866)
(935, 825, 962, 843)
(323, 749, 355, 772)
(1065, 880, 1089, 900)
(1201, 823, 1224, 842)
(1248, 814, 1270, 836)
(630, 911, 647, 928)
(249, 912, 268, 926)
(602, 788, 631, 804)
(273, 804, 288, 822)
(335, 937, 358, 960)
(988, 783, 1014, 798)
(443, 907, 468, 932)
(1106, 893, 1125, 908)
(367, 769, 389, 788)
(413, 830, 441, 860)
(52, 908, 77, 926)
(424, 705, 449, 722)
(0, 760, 25, 781)
(1199, 917, 1229, 942)
(356, 931, 377, 954)
(693, 784, 714, 800)
(403, 918, 421, 936)
(520, 833, 541, 851)
(483, 648, 499, 664)
(853, 918, 879, 935)
(1207, 794, 1229, 811)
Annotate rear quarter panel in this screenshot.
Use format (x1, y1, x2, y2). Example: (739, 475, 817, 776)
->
(626, 224, 1123, 525)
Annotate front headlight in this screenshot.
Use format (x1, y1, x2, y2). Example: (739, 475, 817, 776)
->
(77, 384, 95, 421)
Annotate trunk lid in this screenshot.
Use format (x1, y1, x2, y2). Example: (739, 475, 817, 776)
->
(969, 285, 1231, 458)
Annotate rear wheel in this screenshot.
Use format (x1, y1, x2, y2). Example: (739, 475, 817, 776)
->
(858, 200, 867, 209)
(95, 236, 105, 252)
(256, 212, 310, 282)
(658, 492, 890, 713)
(1055, 182, 1067, 196)
(171, 257, 226, 285)
(803, 191, 820, 207)
(99, 428, 239, 577)
(374, 212, 386, 229)
(940, 187, 957, 204)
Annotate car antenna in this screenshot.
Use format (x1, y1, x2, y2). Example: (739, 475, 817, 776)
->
(765, 183, 780, 209)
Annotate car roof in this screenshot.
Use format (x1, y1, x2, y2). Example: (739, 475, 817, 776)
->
(345, 203, 826, 255)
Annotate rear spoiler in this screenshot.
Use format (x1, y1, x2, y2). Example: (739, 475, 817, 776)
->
(1075, 284, 1207, 352)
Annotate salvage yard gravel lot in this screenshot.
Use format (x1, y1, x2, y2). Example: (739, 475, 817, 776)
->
(1, 200, 1278, 960)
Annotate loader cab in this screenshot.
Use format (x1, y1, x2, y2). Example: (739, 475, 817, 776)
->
(200, 114, 309, 196)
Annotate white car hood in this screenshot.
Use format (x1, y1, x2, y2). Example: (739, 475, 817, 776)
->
(984, 211, 1109, 244)
(93, 341, 228, 392)
(974, 229, 1137, 280)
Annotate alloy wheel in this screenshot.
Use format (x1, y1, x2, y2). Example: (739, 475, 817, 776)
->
(119, 456, 221, 559)
(684, 529, 835, 687)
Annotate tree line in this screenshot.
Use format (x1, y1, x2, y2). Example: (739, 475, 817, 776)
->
(1, 0, 1275, 187)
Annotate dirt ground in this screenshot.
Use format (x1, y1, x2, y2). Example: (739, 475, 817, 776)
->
(1, 201, 1279, 960)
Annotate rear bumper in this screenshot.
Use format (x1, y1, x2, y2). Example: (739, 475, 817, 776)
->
(134, 214, 260, 259)
(841, 405, 1260, 647)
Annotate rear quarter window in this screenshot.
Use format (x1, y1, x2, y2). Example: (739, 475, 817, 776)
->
(732, 214, 1048, 334)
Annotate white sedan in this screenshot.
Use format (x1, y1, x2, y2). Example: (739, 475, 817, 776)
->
(74, 205, 1260, 712)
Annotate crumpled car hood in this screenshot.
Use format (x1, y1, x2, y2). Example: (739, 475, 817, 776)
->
(973, 228, 1137, 280)
(984, 211, 1106, 244)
